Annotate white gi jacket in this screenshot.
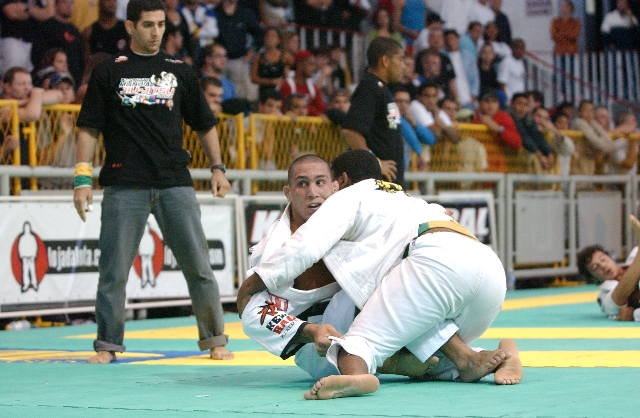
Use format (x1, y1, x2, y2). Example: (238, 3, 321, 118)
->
(254, 179, 450, 309)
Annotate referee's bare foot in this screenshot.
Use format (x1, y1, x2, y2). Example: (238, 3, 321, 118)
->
(210, 346, 234, 360)
(457, 349, 507, 383)
(494, 339, 523, 385)
(88, 351, 116, 364)
(303, 375, 379, 400)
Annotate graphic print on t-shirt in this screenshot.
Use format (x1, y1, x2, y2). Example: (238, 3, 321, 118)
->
(118, 71, 177, 110)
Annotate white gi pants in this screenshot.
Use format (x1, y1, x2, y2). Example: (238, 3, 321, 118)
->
(327, 231, 506, 375)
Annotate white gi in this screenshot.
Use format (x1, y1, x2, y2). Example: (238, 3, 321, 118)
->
(242, 204, 356, 379)
(254, 179, 506, 376)
(597, 247, 639, 321)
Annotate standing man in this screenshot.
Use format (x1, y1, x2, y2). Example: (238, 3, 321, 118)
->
(73, 0, 233, 364)
(342, 37, 404, 187)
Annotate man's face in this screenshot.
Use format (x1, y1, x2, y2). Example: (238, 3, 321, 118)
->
(554, 114, 570, 130)
(617, 0, 629, 13)
(55, 81, 76, 104)
(511, 96, 528, 118)
(444, 33, 459, 51)
(595, 108, 610, 129)
(210, 45, 227, 72)
(441, 99, 458, 121)
(258, 98, 282, 115)
(428, 29, 444, 50)
(100, 0, 117, 15)
(330, 94, 350, 113)
(512, 41, 525, 59)
(5, 72, 32, 100)
(579, 103, 595, 122)
(57, 0, 74, 19)
(418, 86, 439, 109)
(284, 160, 336, 225)
(532, 108, 550, 130)
(168, 31, 184, 50)
(53, 52, 68, 73)
(387, 50, 405, 84)
(126, 10, 166, 54)
(288, 97, 308, 117)
(469, 23, 483, 42)
(588, 250, 620, 282)
(204, 85, 223, 116)
(298, 57, 317, 78)
(425, 54, 441, 76)
(402, 55, 414, 77)
(394, 91, 411, 116)
(479, 97, 499, 116)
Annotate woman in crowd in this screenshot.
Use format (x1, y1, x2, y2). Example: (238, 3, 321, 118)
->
(367, 7, 403, 46)
(251, 27, 287, 98)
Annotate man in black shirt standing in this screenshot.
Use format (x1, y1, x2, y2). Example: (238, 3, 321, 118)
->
(342, 37, 405, 187)
(74, 0, 233, 364)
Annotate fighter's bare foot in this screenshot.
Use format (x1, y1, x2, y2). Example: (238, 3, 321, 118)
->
(303, 375, 380, 400)
(457, 349, 507, 383)
(210, 346, 234, 360)
(87, 351, 116, 364)
(378, 349, 440, 378)
(494, 339, 523, 385)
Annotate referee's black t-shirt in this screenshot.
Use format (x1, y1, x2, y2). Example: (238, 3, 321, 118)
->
(77, 50, 217, 188)
(342, 71, 404, 187)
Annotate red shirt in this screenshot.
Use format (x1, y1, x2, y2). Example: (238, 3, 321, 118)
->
(474, 110, 522, 172)
(278, 77, 326, 116)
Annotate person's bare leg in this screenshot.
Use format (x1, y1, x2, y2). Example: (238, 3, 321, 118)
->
(304, 347, 379, 400)
(210, 346, 234, 360)
(440, 334, 507, 382)
(377, 348, 440, 378)
(88, 351, 116, 364)
(494, 339, 523, 385)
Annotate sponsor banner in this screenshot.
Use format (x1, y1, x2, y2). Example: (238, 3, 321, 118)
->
(0, 197, 235, 309)
(240, 192, 497, 279)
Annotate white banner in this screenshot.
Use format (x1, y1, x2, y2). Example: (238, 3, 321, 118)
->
(0, 195, 236, 311)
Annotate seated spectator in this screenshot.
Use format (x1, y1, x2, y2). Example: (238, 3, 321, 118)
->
(531, 106, 576, 176)
(473, 91, 522, 172)
(390, 52, 420, 100)
(606, 111, 638, 175)
(0, 134, 19, 164)
(163, 0, 196, 63)
(33, 48, 68, 88)
(439, 96, 459, 123)
(577, 215, 640, 321)
(394, 87, 435, 171)
(601, 0, 639, 50)
(257, 89, 283, 117)
(409, 81, 459, 144)
(280, 30, 300, 75)
(30, 0, 83, 89)
(456, 107, 489, 176)
(312, 46, 335, 103)
(367, 7, 403, 46)
(418, 28, 457, 100)
(478, 21, 511, 62)
(413, 11, 443, 54)
(252, 89, 283, 171)
(460, 21, 482, 60)
(443, 28, 477, 109)
(572, 100, 616, 175)
(251, 27, 287, 99)
(554, 100, 576, 121)
(507, 93, 555, 173)
(526, 90, 544, 115)
(162, 22, 188, 61)
(329, 44, 351, 93)
(415, 50, 451, 99)
(49, 72, 75, 104)
(200, 77, 223, 117)
(322, 89, 350, 125)
(0, 0, 54, 75)
(82, 0, 129, 64)
(201, 43, 236, 101)
(180, 0, 219, 49)
(278, 50, 326, 117)
(498, 38, 526, 105)
(477, 43, 505, 106)
(594, 106, 614, 131)
(283, 92, 308, 119)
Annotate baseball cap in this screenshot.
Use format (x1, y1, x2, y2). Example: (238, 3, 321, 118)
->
(49, 72, 75, 88)
(294, 50, 314, 64)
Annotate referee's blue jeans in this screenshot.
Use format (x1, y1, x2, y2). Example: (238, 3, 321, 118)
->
(93, 186, 228, 353)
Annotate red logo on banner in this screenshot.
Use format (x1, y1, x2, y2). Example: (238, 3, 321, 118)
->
(132, 224, 164, 288)
(10, 222, 49, 292)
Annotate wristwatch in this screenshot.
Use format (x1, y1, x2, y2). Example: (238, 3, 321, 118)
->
(210, 164, 226, 173)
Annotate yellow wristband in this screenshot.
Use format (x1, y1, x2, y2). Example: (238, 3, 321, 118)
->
(75, 162, 93, 177)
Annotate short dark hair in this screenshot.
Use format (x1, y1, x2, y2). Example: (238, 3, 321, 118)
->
(418, 80, 439, 96)
(200, 76, 222, 91)
(259, 89, 282, 104)
(467, 21, 482, 32)
(443, 29, 459, 38)
(511, 92, 528, 103)
(577, 244, 606, 282)
(2, 67, 29, 84)
(127, 0, 165, 24)
(367, 37, 402, 69)
(438, 96, 456, 108)
(615, 111, 634, 127)
(330, 149, 382, 183)
(284, 93, 307, 111)
(288, 154, 330, 185)
(527, 90, 544, 104)
(578, 99, 593, 112)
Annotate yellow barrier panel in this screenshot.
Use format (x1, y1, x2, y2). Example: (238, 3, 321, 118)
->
(0, 100, 20, 193)
(247, 114, 346, 193)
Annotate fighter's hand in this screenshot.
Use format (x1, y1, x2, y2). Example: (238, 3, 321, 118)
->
(379, 159, 397, 182)
(73, 187, 93, 222)
(210, 170, 231, 198)
(313, 324, 342, 357)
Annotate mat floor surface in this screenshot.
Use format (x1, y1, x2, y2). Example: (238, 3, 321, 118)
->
(0, 285, 638, 418)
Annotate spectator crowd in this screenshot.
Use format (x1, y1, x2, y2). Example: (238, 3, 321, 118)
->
(0, 0, 638, 181)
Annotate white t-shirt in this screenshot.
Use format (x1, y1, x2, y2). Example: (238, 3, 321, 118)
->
(601, 10, 639, 33)
(597, 246, 638, 319)
(497, 55, 526, 104)
(447, 50, 471, 106)
(409, 100, 452, 128)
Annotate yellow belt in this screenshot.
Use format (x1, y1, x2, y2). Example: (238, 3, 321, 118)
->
(403, 220, 478, 258)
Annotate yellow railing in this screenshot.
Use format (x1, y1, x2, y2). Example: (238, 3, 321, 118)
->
(8, 105, 640, 195)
